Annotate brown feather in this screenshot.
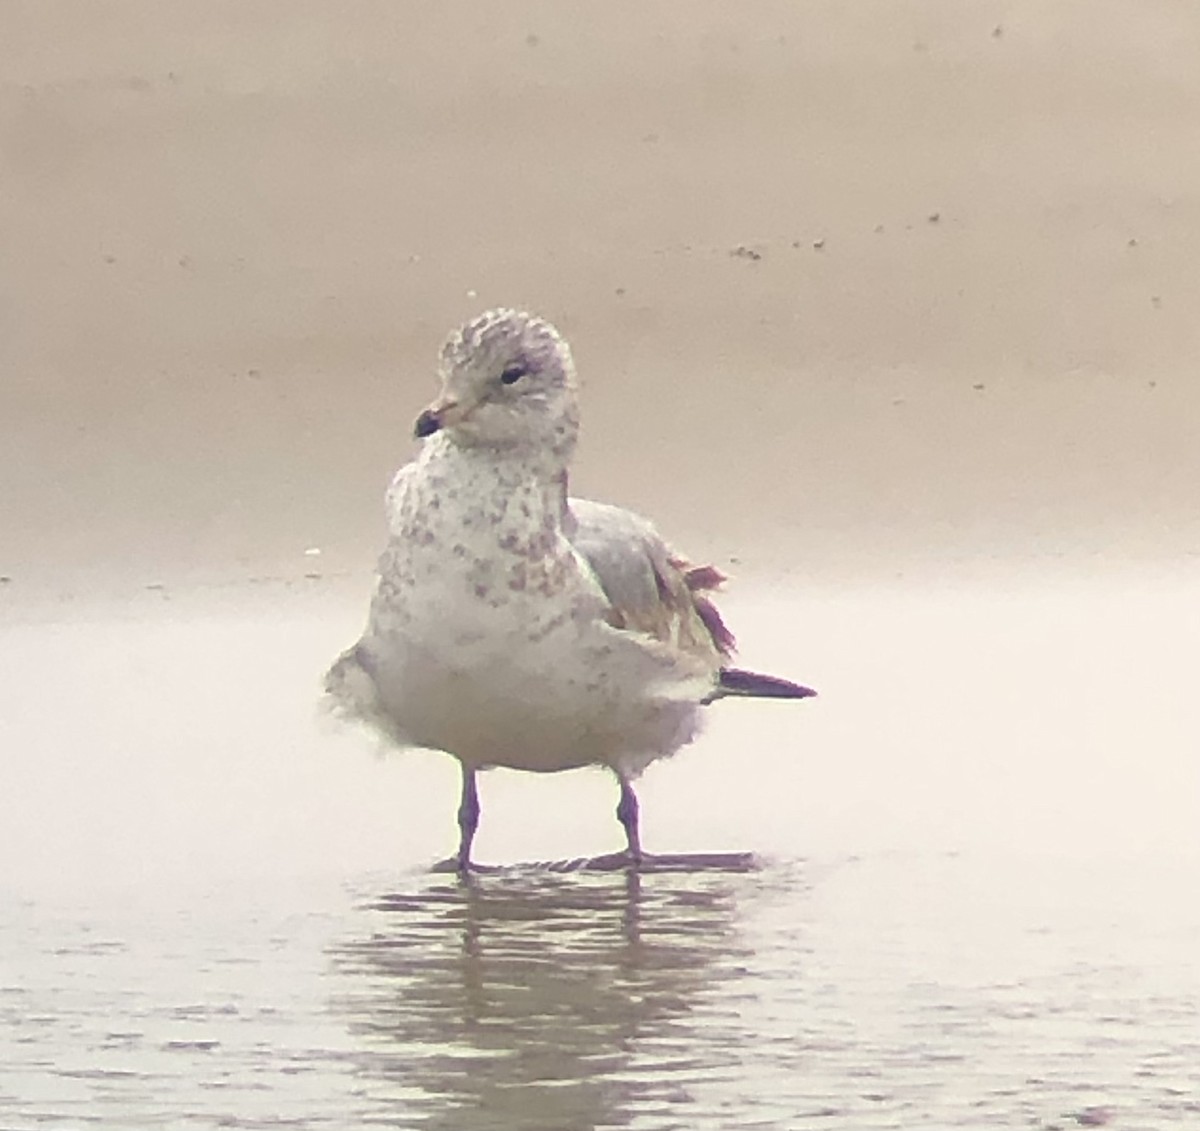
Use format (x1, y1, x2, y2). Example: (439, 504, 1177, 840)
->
(693, 592, 737, 656)
(680, 563, 727, 592)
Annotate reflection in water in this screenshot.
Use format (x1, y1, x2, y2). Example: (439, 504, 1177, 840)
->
(5, 588, 1198, 1127)
(331, 868, 762, 1130)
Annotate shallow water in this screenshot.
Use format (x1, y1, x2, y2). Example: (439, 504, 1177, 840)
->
(2, 584, 1198, 1128)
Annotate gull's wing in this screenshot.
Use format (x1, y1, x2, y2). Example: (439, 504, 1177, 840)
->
(566, 498, 734, 665)
(567, 498, 817, 703)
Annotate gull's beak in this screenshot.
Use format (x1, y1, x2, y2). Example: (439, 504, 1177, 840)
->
(413, 397, 466, 439)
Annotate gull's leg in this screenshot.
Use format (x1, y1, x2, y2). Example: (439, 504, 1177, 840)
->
(615, 774, 643, 865)
(456, 766, 480, 873)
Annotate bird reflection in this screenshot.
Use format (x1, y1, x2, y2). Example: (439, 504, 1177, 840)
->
(329, 866, 754, 1131)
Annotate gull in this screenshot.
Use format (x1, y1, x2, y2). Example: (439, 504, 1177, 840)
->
(325, 309, 816, 871)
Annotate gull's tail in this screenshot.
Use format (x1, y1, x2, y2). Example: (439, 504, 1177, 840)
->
(704, 668, 818, 704)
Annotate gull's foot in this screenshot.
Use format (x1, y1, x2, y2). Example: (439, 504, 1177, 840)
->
(573, 850, 642, 872)
(429, 850, 647, 874)
(576, 850, 761, 873)
(429, 851, 763, 875)
(429, 856, 503, 875)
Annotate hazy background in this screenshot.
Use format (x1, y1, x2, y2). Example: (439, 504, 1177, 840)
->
(3, 0, 1198, 602)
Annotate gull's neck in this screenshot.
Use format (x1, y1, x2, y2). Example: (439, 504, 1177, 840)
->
(420, 432, 573, 488)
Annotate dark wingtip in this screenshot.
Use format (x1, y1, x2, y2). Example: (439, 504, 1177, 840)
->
(716, 668, 818, 700)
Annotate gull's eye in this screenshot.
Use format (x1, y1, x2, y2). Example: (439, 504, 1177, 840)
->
(499, 362, 528, 386)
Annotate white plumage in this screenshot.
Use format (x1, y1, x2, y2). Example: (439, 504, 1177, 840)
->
(326, 309, 814, 870)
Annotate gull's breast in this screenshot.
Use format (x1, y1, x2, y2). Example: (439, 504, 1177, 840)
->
(357, 454, 710, 772)
(360, 604, 706, 773)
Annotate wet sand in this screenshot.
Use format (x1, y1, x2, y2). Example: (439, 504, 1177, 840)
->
(3, 587, 1198, 1127)
(3, 4, 1200, 1128)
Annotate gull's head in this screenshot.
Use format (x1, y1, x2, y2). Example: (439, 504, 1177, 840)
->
(414, 309, 579, 457)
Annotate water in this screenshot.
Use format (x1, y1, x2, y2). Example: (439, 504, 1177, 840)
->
(2, 582, 1198, 1128)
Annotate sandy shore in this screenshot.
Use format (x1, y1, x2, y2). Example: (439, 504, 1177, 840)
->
(3, 2, 1199, 606)
(4, 19, 1199, 1124)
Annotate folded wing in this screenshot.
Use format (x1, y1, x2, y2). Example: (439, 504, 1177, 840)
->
(567, 498, 734, 667)
(568, 498, 816, 705)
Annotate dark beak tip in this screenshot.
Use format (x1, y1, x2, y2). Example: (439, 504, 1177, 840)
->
(413, 409, 441, 439)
